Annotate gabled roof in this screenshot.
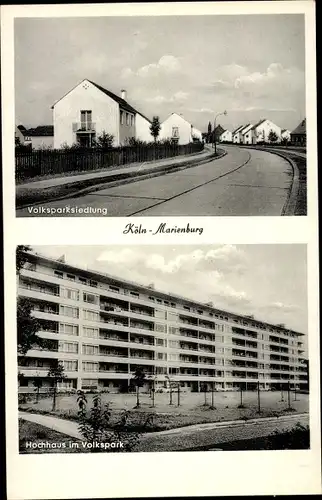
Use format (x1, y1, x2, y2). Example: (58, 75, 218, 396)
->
(291, 118, 306, 135)
(232, 125, 244, 135)
(240, 123, 252, 134)
(51, 79, 151, 121)
(88, 80, 137, 114)
(251, 119, 267, 131)
(27, 126, 54, 137)
(214, 124, 226, 136)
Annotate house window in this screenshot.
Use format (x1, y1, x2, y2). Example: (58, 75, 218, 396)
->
(54, 270, 64, 279)
(83, 292, 99, 305)
(59, 323, 79, 336)
(82, 362, 98, 372)
(59, 305, 79, 318)
(80, 110, 92, 131)
(83, 327, 99, 338)
(130, 115, 134, 126)
(126, 113, 130, 126)
(58, 341, 78, 353)
(62, 288, 79, 301)
(66, 273, 76, 282)
(83, 309, 100, 322)
(82, 344, 99, 355)
(120, 110, 124, 125)
(172, 127, 179, 138)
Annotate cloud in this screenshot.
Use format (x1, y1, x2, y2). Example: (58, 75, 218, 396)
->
(145, 91, 189, 104)
(122, 55, 182, 79)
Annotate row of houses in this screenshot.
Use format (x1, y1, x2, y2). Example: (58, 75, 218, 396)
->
(204, 118, 306, 146)
(16, 79, 203, 150)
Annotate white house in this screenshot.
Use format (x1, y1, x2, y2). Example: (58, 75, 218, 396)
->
(232, 125, 245, 143)
(219, 129, 232, 142)
(15, 125, 53, 149)
(159, 113, 202, 145)
(52, 79, 151, 148)
(241, 124, 254, 145)
(250, 119, 282, 144)
(135, 112, 152, 143)
(281, 128, 291, 142)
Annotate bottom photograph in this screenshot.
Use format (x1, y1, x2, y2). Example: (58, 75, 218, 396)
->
(16, 244, 309, 453)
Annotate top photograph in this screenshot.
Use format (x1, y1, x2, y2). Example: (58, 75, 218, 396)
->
(15, 14, 307, 217)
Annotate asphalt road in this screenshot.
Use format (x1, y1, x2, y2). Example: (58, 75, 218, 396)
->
(17, 146, 294, 217)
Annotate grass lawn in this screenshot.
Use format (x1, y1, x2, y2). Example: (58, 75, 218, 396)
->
(19, 390, 309, 432)
(19, 419, 88, 454)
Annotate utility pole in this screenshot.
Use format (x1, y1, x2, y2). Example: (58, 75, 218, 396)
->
(213, 110, 227, 155)
(177, 383, 181, 407)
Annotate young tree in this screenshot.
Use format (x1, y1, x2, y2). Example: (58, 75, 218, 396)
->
(149, 116, 161, 143)
(47, 361, 66, 411)
(33, 377, 42, 404)
(132, 367, 146, 408)
(268, 130, 279, 144)
(94, 131, 114, 149)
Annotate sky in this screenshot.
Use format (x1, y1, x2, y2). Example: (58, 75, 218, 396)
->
(15, 14, 305, 133)
(32, 244, 308, 342)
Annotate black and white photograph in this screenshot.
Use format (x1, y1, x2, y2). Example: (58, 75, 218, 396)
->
(17, 244, 309, 454)
(15, 13, 307, 217)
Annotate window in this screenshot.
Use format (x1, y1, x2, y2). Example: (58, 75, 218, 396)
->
(156, 299, 162, 304)
(83, 292, 99, 305)
(59, 323, 79, 336)
(82, 379, 98, 388)
(83, 327, 99, 338)
(155, 310, 166, 319)
(82, 362, 98, 372)
(197, 309, 203, 315)
(168, 354, 179, 361)
(60, 305, 79, 318)
(89, 280, 98, 288)
(155, 323, 166, 333)
(169, 327, 179, 335)
(66, 273, 76, 282)
(164, 301, 169, 306)
(156, 367, 167, 374)
(80, 110, 92, 130)
(170, 302, 176, 308)
(54, 270, 64, 278)
(62, 288, 79, 301)
(130, 115, 134, 126)
(172, 127, 179, 138)
(168, 312, 178, 322)
(148, 296, 155, 302)
(169, 340, 179, 348)
(58, 341, 78, 353)
(184, 306, 190, 311)
(157, 352, 167, 360)
(156, 339, 166, 347)
(79, 277, 87, 284)
(120, 110, 124, 125)
(62, 360, 78, 371)
(82, 344, 99, 355)
(83, 309, 100, 322)
(130, 291, 139, 298)
(110, 285, 119, 293)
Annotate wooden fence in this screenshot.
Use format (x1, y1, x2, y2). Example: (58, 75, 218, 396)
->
(16, 143, 204, 181)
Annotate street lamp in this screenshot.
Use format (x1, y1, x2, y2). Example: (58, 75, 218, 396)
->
(213, 110, 227, 155)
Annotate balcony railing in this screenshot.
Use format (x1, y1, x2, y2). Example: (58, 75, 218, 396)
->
(72, 122, 96, 132)
(19, 283, 60, 297)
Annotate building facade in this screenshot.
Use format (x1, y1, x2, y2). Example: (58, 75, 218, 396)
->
(17, 251, 307, 393)
(159, 113, 202, 145)
(291, 119, 306, 146)
(52, 79, 150, 148)
(250, 119, 282, 144)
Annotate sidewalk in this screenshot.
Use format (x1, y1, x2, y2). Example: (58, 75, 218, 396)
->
(16, 146, 222, 208)
(19, 410, 308, 452)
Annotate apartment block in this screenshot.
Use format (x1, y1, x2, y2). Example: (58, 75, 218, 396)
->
(17, 251, 308, 393)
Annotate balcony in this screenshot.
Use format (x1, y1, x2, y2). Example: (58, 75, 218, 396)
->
(72, 122, 96, 132)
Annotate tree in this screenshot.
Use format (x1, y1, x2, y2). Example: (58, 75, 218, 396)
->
(47, 361, 66, 411)
(16, 245, 32, 275)
(16, 246, 47, 355)
(149, 116, 161, 143)
(131, 367, 146, 408)
(33, 377, 42, 404)
(93, 130, 114, 149)
(268, 130, 279, 144)
(207, 122, 212, 144)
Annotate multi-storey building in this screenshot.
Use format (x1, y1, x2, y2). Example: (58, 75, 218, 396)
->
(17, 251, 308, 393)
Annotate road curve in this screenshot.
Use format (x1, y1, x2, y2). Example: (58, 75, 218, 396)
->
(17, 146, 294, 217)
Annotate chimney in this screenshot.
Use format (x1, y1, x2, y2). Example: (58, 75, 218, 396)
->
(121, 89, 127, 100)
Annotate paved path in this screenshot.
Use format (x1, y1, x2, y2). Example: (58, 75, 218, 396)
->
(17, 146, 293, 217)
(19, 411, 309, 452)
